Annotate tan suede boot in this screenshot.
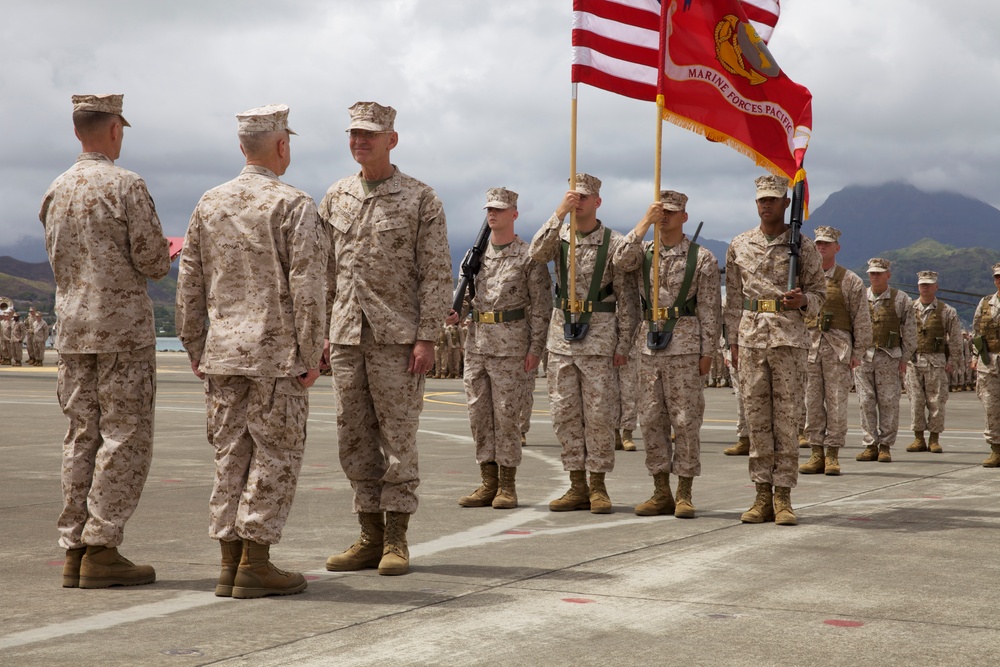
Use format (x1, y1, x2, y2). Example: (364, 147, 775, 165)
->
(856, 444, 879, 461)
(589, 472, 612, 514)
(549, 471, 590, 511)
(724, 436, 751, 456)
(231, 540, 307, 598)
(634, 472, 674, 516)
(78, 546, 156, 588)
(379, 512, 410, 576)
(621, 430, 636, 451)
(740, 482, 774, 524)
(906, 431, 928, 452)
(458, 462, 498, 507)
(62, 546, 86, 588)
(799, 446, 825, 474)
(325, 512, 384, 571)
(773, 487, 797, 526)
(983, 443, 1000, 467)
(928, 432, 943, 453)
(798, 428, 809, 448)
(614, 429, 624, 450)
(878, 445, 892, 463)
(674, 476, 696, 519)
(492, 466, 518, 509)
(824, 447, 841, 476)
(215, 539, 243, 597)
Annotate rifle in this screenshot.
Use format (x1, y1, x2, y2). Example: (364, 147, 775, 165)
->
(451, 216, 491, 314)
(786, 178, 805, 292)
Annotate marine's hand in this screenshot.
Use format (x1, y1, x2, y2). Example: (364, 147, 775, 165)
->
(525, 353, 540, 373)
(409, 340, 435, 374)
(699, 355, 712, 376)
(782, 287, 807, 310)
(613, 353, 628, 368)
(298, 368, 321, 388)
(555, 191, 582, 220)
(445, 309, 460, 326)
(190, 359, 205, 380)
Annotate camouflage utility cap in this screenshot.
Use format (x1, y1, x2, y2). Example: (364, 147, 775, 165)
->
(917, 270, 938, 285)
(347, 101, 396, 132)
(570, 173, 601, 196)
(71, 94, 130, 127)
(867, 257, 891, 273)
(993, 262, 1000, 276)
(483, 187, 518, 210)
(236, 104, 297, 135)
(813, 226, 841, 243)
(659, 190, 688, 212)
(755, 174, 789, 199)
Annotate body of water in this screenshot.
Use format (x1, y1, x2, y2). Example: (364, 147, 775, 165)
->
(155, 336, 185, 352)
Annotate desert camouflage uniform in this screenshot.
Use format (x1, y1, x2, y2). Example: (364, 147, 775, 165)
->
(973, 293, 1000, 447)
(0, 314, 11, 363)
(805, 266, 872, 449)
(906, 298, 962, 433)
(177, 164, 328, 544)
(31, 316, 50, 364)
(725, 228, 825, 488)
(447, 324, 462, 378)
(615, 271, 643, 433)
(320, 166, 452, 515)
(855, 287, 917, 449)
(614, 232, 722, 478)
(9, 317, 24, 365)
(40, 152, 170, 549)
(463, 237, 550, 467)
(529, 215, 634, 474)
(434, 325, 449, 378)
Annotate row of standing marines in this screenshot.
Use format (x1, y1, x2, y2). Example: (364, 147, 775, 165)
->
(38, 95, 1000, 600)
(0, 307, 50, 366)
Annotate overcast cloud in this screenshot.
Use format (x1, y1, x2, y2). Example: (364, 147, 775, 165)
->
(2, 0, 998, 260)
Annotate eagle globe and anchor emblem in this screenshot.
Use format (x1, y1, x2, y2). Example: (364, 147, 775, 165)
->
(714, 14, 780, 85)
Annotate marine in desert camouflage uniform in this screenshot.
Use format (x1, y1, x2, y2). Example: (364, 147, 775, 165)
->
(725, 175, 825, 526)
(800, 227, 872, 476)
(39, 94, 169, 588)
(530, 173, 634, 514)
(320, 102, 452, 576)
(9, 313, 25, 366)
(177, 104, 327, 599)
(854, 258, 917, 463)
(0, 311, 11, 364)
(447, 187, 551, 510)
(614, 190, 721, 519)
(904, 271, 962, 454)
(972, 263, 1000, 468)
(614, 271, 643, 452)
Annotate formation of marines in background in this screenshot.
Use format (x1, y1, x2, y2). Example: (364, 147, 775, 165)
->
(32, 93, 1000, 600)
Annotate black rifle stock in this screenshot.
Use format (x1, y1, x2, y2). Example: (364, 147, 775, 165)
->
(786, 179, 805, 292)
(451, 217, 491, 314)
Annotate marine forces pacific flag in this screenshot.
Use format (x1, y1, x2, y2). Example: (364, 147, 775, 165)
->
(657, 0, 811, 182)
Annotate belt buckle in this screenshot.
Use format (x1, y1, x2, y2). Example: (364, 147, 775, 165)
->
(760, 300, 778, 313)
(480, 312, 496, 324)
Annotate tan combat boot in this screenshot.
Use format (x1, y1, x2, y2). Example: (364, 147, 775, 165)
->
(798, 428, 809, 448)
(877, 445, 892, 463)
(674, 476, 696, 519)
(379, 512, 410, 576)
(799, 446, 825, 474)
(724, 436, 751, 456)
(634, 472, 674, 516)
(231, 540, 307, 598)
(824, 447, 841, 476)
(621, 429, 637, 451)
(856, 444, 879, 461)
(740, 482, 774, 524)
(982, 443, 1000, 467)
(215, 539, 243, 597)
(62, 546, 86, 588)
(906, 431, 928, 452)
(589, 472, 612, 514)
(549, 471, 590, 511)
(928, 432, 943, 453)
(492, 466, 518, 509)
(326, 512, 384, 571)
(614, 429, 624, 450)
(773, 487, 797, 526)
(458, 462, 499, 507)
(78, 545, 156, 589)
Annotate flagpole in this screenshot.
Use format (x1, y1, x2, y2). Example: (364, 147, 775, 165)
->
(569, 83, 579, 321)
(652, 97, 663, 320)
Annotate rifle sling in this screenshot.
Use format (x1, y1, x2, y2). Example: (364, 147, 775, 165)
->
(559, 227, 614, 326)
(642, 241, 700, 332)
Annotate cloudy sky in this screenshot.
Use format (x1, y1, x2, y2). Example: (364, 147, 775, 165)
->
(2, 0, 998, 262)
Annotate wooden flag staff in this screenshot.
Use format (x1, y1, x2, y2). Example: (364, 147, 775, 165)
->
(564, 83, 586, 341)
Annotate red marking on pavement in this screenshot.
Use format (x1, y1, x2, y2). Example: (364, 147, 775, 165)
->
(312, 487, 334, 491)
(562, 598, 595, 604)
(304, 575, 321, 581)
(162, 479, 183, 483)
(846, 517, 872, 521)
(504, 530, 531, 535)
(824, 619, 864, 628)
(922, 495, 942, 500)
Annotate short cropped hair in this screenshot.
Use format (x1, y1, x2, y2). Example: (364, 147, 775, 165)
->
(72, 110, 119, 136)
(238, 130, 285, 157)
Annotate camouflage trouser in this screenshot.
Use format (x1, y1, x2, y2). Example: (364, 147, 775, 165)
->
(733, 369, 749, 438)
(639, 353, 704, 478)
(331, 325, 424, 515)
(906, 362, 949, 433)
(738, 346, 805, 489)
(450, 348, 462, 377)
(519, 375, 534, 435)
(547, 352, 618, 473)
(434, 344, 448, 378)
(977, 369, 1000, 445)
(56, 345, 156, 549)
(464, 352, 530, 468)
(10, 337, 22, 363)
(805, 343, 852, 448)
(855, 352, 903, 447)
(28, 336, 44, 362)
(0, 337, 8, 360)
(617, 352, 638, 431)
(206, 375, 308, 545)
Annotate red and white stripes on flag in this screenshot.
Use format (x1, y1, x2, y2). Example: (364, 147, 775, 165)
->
(571, 0, 781, 101)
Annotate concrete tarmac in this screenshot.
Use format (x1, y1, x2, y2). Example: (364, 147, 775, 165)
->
(1, 353, 999, 666)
